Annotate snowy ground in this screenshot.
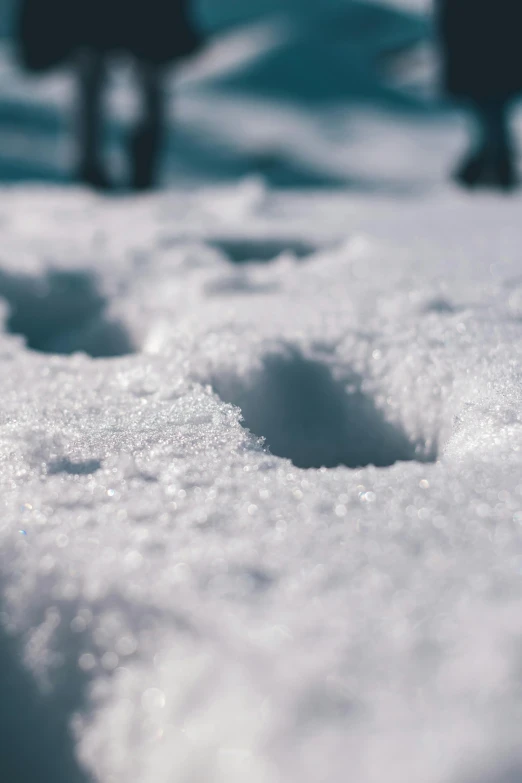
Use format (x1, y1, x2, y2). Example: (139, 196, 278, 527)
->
(2, 2, 522, 783)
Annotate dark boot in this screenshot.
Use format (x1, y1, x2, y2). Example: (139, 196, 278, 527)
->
(455, 148, 517, 191)
(456, 99, 518, 192)
(77, 161, 111, 191)
(495, 151, 517, 190)
(454, 150, 487, 188)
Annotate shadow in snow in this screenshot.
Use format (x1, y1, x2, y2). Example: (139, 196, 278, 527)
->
(46, 458, 102, 476)
(214, 350, 434, 469)
(210, 236, 317, 264)
(0, 621, 92, 783)
(461, 761, 522, 783)
(0, 269, 135, 357)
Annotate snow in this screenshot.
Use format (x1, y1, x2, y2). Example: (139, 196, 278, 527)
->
(2, 183, 522, 783)
(1, 2, 522, 783)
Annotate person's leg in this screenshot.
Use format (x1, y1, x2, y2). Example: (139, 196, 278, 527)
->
(456, 98, 516, 190)
(130, 61, 166, 191)
(478, 99, 511, 154)
(76, 49, 109, 189)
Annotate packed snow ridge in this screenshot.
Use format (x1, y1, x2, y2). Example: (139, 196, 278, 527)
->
(0, 182, 522, 783)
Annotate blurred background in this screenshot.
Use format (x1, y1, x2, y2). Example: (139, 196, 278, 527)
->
(0, 0, 475, 191)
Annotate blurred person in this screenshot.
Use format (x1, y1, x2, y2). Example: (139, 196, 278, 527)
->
(17, 0, 202, 190)
(438, 0, 522, 190)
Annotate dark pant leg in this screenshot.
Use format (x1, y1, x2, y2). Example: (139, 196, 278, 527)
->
(130, 61, 166, 191)
(76, 49, 109, 188)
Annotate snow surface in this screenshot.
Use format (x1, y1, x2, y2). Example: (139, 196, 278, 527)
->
(1, 2, 522, 783)
(3, 181, 522, 783)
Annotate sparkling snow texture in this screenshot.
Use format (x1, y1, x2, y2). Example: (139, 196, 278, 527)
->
(1, 1, 522, 782)
(1, 185, 522, 783)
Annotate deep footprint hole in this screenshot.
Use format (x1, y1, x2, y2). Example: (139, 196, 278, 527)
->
(209, 237, 317, 265)
(47, 458, 102, 476)
(0, 269, 135, 357)
(214, 351, 435, 469)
